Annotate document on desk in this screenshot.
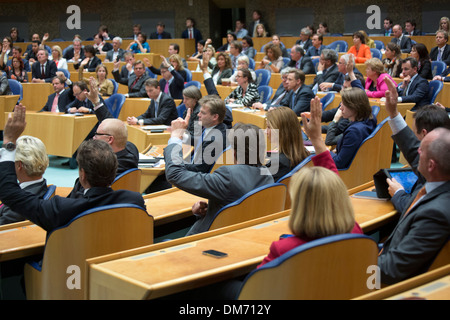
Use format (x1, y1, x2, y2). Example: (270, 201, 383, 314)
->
(226, 103, 245, 109)
(141, 125, 169, 131)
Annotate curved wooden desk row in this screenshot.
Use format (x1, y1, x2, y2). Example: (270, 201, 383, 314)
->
(87, 182, 398, 300)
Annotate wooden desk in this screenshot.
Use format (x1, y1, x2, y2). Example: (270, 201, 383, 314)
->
(0, 95, 20, 130)
(355, 264, 450, 300)
(118, 98, 150, 121)
(20, 83, 54, 112)
(126, 124, 170, 153)
(0, 222, 46, 262)
(17, 111, 98, 157)
(232, 108, 267, 128)
(88, 186, 397, 300)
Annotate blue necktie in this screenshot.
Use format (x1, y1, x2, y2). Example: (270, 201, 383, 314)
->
(154, 101, 159, 117)
(192, 129, 205, 163)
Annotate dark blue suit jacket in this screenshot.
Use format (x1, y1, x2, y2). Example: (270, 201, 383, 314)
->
(279, 85, 315, 116)
(137, 92, 178, 125)
(159, 69, 185, 99)
(181, 28, 202, 44)
(0, 161, 145, 232)
(31, 60, 57, 83)
(332, 118, 377, 169)
(397, 75, 430, 110)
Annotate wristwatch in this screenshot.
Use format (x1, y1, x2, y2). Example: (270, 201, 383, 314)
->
(4, 142, 16, 151)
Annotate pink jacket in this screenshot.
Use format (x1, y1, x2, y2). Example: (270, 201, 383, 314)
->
(365, 73, 397, 98)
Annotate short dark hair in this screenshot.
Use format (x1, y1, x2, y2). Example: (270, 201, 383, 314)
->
(242, 35, 253, 46)
(353, 31, 366, 44)
(414, 104, 450, 134)
(76, 139, 118, 187)
(170, 43, 180, 53)
(405, 19, 416, 28)
(84, 44, 96, 55)
(401, 56, 418, 69)
(144, 78, 159, 88)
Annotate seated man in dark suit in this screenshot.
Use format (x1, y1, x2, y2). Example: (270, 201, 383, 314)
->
(391, 24, 412, 53)
(181, 17, 202, 44)
(63, 38, 85, 63)
(397, 57, 430, 110)
(295, 27, 313, 51)
(40, 75, 74, 112)
(66, 80, 103, 114)
(165, 115, 274, 236)
(404, 19, 421, 36)
(119, 51, 135, 79)
(284, 45, 315, 75)
(319, 53, 363, 92)
(271, 68, 315, 116)
(311, 49, 342, 92)
(158, 58, 185, 100)
(104, 37, 126, 62)
(73, 45, 102, 72)
(93, 33, 113, 55)
(378, 77, 450, 285)
(253, 67, 291, 111)
(0, 135, 49, 225)
(127, 78, 178, 126)
(150, 22, 172, 39)
(0, 105, 146, 233)
(31, 49, 57, 83)
(430, 30, 450, 66)
(112, 59, 149, 98)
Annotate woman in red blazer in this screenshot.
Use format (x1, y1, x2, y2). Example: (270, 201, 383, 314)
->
(347, 31, 372, 63)
(258, 97, 363, 268)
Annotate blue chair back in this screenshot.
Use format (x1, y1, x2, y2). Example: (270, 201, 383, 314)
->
(371, 105, 380, 119)
(43, 185, 57, 200)
(184, 80, 201, 89)
(254, 69, 271, 86)
(110, 78, 118, 94)
(370, 48, 382, 60)
(236, 233, 378, 300)
(282, 57, 290, 67)
(327, 40, 348, 52)
(57, 68, 70, 80)
(184, 68, 192, 82)
(145, 67, 157, 79)
(374, 40, 385, 50)
(52, 38, 65, 42)
(177, 103, 187, 118)
(104, 93, 126, 118)
(248, 58, 255, 70)
(320, 93, 335, 111)
(257, 85, 273, 104)
(312, 58, 320, 71)
(206, 182, 287, 231)
(7, 79, 23, 102)
(428, 80, 443, 104)
(431, 61, 446, 77)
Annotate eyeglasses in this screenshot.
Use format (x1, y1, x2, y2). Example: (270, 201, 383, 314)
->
(94, 132, 112, 137)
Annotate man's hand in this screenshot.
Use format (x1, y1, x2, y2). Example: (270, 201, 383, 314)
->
(192, 201, 208, 217)
(86, 77, 100, 105)
(170, 108, 191, 139)
(4, 104, 26, 144)
(319, 82, 333, 91)
(160, 55, 171, 68)
(127, 116, 138, 125)
(386, 178, 403, 197)
(383, 76, 399, 118)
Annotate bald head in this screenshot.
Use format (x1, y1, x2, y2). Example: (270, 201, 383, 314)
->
(96, 119, 128, 151)
(419, 128, 450, 180)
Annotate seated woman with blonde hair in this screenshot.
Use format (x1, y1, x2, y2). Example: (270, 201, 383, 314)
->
(258, 96, 363, 267)
(364, 58, 396, 98)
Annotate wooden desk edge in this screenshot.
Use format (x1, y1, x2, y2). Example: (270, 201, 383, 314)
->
(354, 264, 450, 300)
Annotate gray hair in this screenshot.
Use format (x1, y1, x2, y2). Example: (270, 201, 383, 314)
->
(15, 136, 49, 177)
(321, 48, 338, 64)
(301, 27, 312, 36)
(113, 36, 122, 44)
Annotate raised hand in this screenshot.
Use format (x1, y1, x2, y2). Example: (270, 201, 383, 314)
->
(383, 76, 399, 118)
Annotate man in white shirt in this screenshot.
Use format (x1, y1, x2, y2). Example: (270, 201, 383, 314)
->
(391, 24, 412, 53)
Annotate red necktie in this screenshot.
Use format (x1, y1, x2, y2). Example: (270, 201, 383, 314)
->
(130, 76, 139, 90)
(189, 29, 193, 39)
(41, 64, 45, 79)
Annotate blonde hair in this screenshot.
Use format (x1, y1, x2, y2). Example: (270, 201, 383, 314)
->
(364, 58, 385, 74)
(169, 54, 185, 71)
(266, 107, 309, 166)
(51, 45, 63, 59)
(254, 23, 268, 37)
(15, 136, 49, 177)
(288, 167, 355, 239)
